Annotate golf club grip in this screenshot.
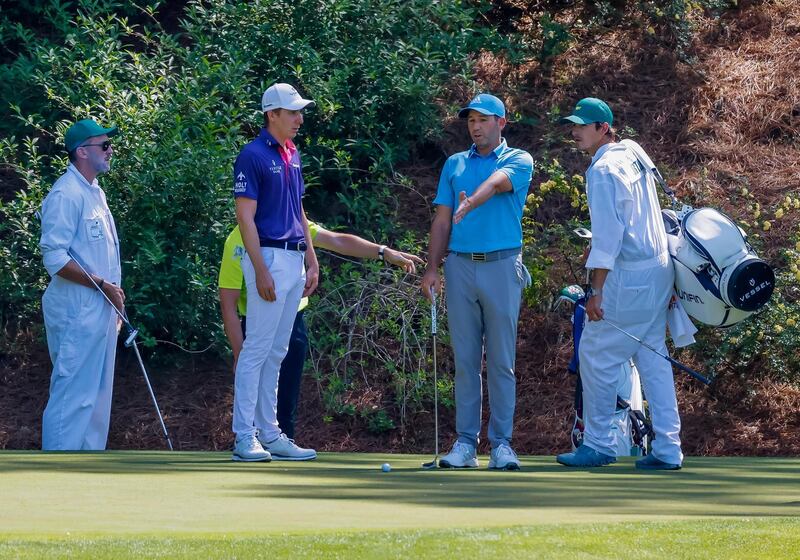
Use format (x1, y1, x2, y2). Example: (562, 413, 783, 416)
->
(431, 292, 437, 335)
(667, 356, 712, 385)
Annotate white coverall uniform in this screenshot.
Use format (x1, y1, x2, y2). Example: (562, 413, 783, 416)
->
(580, 143, 683, 465)
(39, 164, 122, 450)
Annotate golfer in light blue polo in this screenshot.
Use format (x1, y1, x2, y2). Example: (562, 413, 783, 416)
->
(421, 93, 533, 470)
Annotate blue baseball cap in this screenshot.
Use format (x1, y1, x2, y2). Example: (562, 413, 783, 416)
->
(458, 93, 505, 119)
(65, 119, 118, 151)
(561, 98, 613, 126)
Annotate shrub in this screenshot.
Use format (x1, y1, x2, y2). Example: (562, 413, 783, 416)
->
(0, 0, 515, 350)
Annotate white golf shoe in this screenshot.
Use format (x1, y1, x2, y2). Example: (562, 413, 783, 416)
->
(489, 443, 521, 471)
(232, 433, 272, 462)
(438, 441, 479, 468)
(260, 433, 317, 461)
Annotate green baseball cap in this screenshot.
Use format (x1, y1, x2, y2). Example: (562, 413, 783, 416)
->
(561, 98, 613, 126)
(65, 119, 118, 152)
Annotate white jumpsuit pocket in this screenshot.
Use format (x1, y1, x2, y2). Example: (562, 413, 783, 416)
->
(84, 217, 106, 243)
(615, 283, 656, 324)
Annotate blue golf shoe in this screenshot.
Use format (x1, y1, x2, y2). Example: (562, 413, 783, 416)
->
(556, 444, 616, 467)
(635, 454, 682, 470)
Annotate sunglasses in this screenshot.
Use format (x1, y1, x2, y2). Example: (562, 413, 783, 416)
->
(81, 140, 112, 152)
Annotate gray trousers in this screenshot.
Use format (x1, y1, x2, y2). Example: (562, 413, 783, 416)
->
(444, 251, 529, 449)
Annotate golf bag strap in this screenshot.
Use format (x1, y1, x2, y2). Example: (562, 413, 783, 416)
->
(620, 139, 678, 203)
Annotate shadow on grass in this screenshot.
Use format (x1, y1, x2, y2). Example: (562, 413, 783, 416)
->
(1, 452, 798, 517)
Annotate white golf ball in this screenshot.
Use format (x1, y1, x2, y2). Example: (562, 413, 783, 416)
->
(381, 462, 391, 472)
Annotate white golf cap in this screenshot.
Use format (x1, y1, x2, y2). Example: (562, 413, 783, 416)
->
(261, 83, 315, 112)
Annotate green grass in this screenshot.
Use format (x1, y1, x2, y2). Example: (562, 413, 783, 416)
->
(2, 520, 799, 559)
(1, 451, 798, 558)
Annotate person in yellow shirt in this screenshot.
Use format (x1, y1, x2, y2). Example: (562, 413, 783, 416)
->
(218, 222, 421, 451)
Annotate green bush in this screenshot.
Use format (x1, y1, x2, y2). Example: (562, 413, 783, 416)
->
(305, 254, 447, 434)
(0, 0, 514, 349)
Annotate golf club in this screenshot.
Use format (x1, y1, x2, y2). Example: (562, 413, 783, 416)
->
(34, 211, 174, 450)
(422, 289, 440, 469)
(66, 249, 175, 450)
(578, 303, 711, 385)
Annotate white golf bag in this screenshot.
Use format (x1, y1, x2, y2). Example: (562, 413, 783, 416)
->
(623, 140, 775, 327)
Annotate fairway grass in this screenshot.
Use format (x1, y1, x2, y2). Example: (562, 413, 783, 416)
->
(1, 519, 799, 559)
(1, 451, 798, 558)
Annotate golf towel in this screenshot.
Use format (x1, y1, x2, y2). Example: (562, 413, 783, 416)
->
(667, 293, 698, 348)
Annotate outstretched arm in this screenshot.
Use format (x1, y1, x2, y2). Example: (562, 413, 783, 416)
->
(453, 171, 513, 224)
(314, 228, 424, 273)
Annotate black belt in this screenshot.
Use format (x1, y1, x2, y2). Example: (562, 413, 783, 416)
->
(259, 239, 307, 251)
(450, 248, 520, 262)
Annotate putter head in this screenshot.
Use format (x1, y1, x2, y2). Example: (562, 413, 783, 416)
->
(573, 227, 592, 239)
(124, 327, 139, 347)
(421, 459, 439, 470)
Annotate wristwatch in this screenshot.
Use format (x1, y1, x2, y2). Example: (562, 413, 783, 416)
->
(378, 245, 386, 262)
(586, 286, 602, 298)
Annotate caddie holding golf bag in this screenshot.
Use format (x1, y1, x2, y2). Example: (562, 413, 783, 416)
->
(39, 119, 124, 451)
(555, 98, 685, 470)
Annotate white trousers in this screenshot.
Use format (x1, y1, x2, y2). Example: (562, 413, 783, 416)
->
(42, 277, 118, 450)
(232, 248, 305, 440)
(579, 262, 684, 464)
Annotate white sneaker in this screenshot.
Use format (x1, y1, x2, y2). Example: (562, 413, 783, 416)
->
(438, 441, 478, 468)
(232, 433, 272, 462)
(489, 443, 521, 471)
(259, 433, 317, 461)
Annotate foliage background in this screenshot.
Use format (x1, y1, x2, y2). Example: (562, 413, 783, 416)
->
(1, 0, 798, 451)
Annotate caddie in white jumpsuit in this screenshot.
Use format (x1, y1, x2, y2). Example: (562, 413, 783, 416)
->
(556, 98, 683, 470)
(39, 119, 124, 451)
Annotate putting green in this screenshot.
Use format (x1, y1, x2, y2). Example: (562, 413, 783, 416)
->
(1, 451, 798, 536)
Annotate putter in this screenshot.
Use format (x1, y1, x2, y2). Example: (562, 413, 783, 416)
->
(578, 303, 712, 385)
(422, 289, 440, 470)
(65, 249, 175, 450)
(36, 207, 174, 450)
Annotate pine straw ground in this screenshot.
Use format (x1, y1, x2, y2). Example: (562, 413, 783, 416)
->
(2, 1, 799, 455)
(2, 304, 799, 456)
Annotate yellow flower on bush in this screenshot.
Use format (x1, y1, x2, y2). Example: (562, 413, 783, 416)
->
(787, 318, 797, 328)
(795, 241, 800, 252)
(753, 210, 761, 219)
(775, 208, 784, 219)
(763, 221, 771, 231)
(774, 325, 784, 334)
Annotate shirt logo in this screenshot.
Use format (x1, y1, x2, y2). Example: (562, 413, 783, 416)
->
(88, 219, 104, 240)
(235, 172, 247, 192)
(270, 160, 282, 174)
(233, 245, 244, 260)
